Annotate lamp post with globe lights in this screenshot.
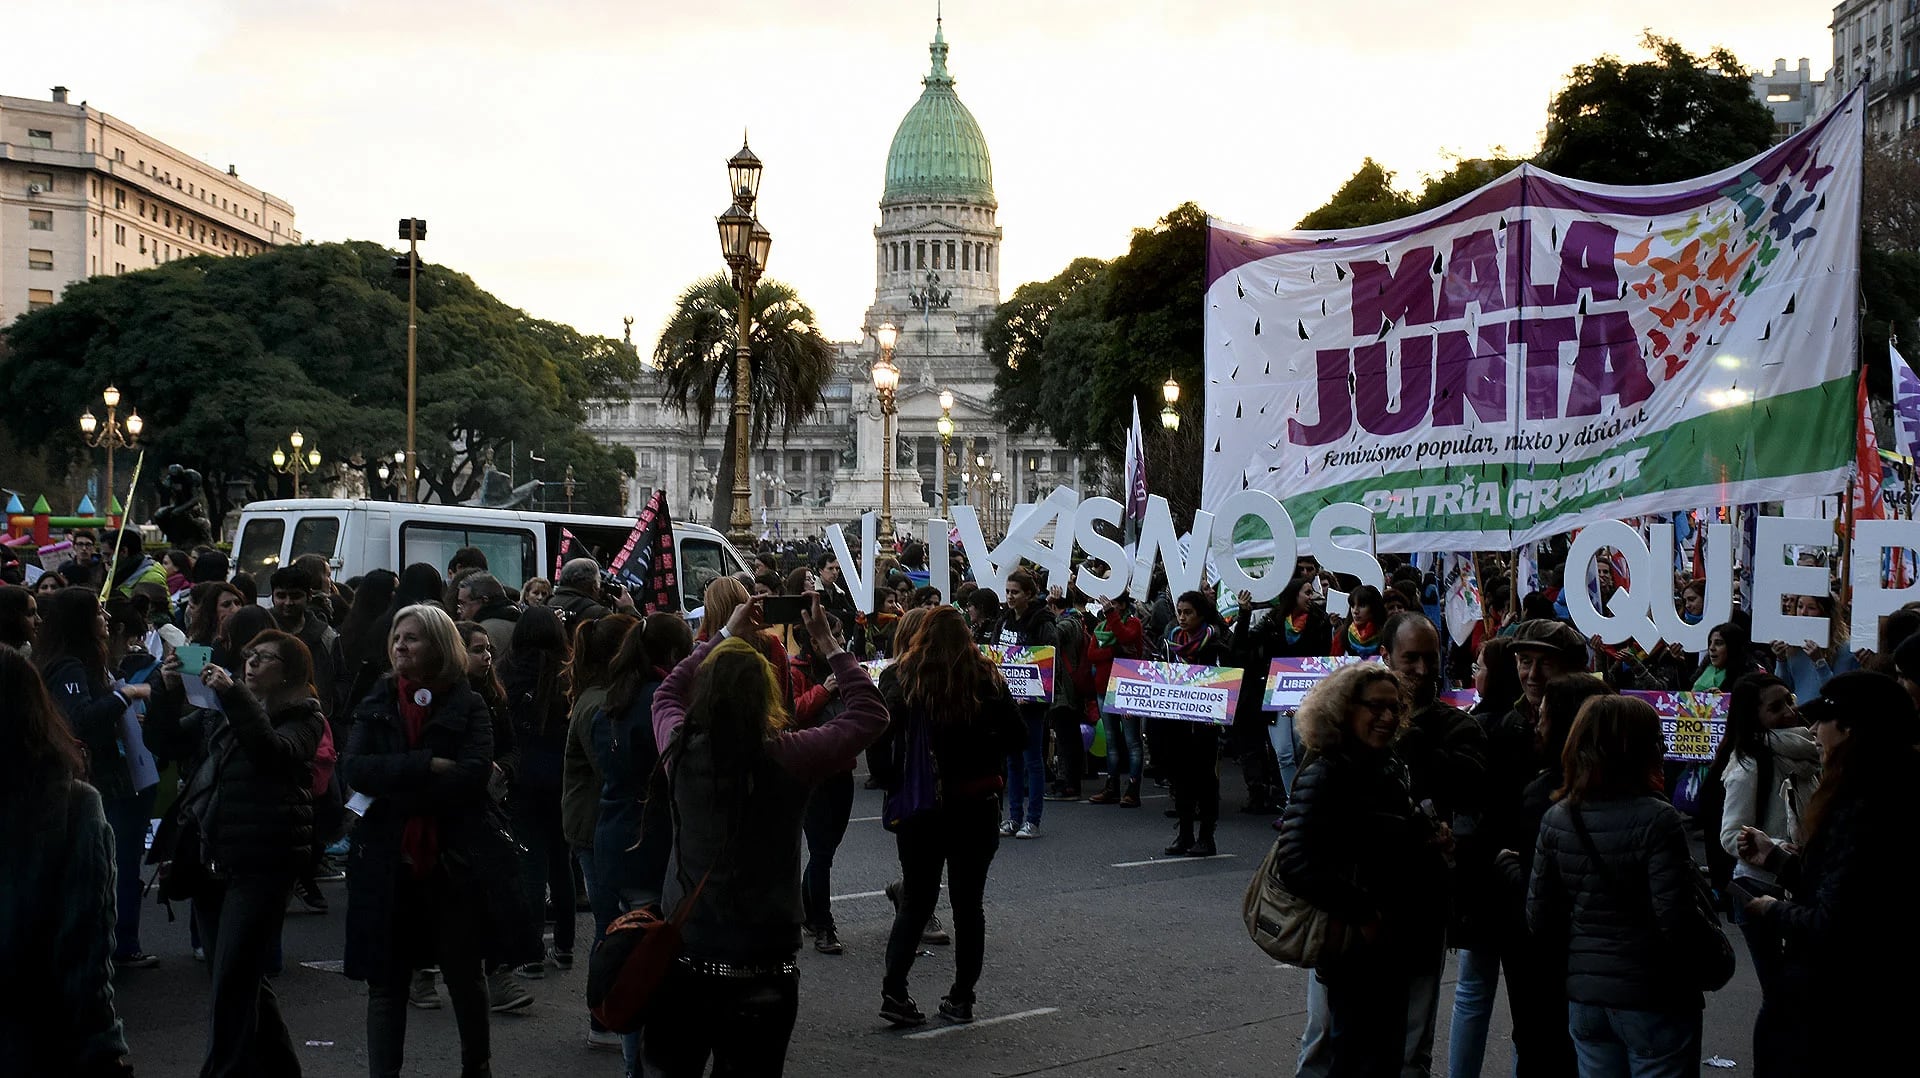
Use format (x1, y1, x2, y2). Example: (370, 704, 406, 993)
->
(270, 430, 322, 499)
(936, 389, 955, 517)
(78, 385, 143, 520)
(871, 322, 901, 548)
(716, 138, 771, 547)
(1161, 375, 1182, 431)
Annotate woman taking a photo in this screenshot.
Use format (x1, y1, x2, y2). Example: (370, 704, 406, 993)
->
(1737, 671, 1920, 1074)
(1711, 673, 1816, 1076)
(148, 628, 326, 1076)
(643, 595, 887, 1073)
(1527, 695, 1713, 1077)
(345, 603, 533, 1078)
(877, 606, 1025, 1027)
(1276, 663, 1440, 1077)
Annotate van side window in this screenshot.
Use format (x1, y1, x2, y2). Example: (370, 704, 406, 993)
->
(399, 523, 535, 590)
(678, 538, 731, 611)
(234, 518, 287, 582)
(291, 516, 341, 560)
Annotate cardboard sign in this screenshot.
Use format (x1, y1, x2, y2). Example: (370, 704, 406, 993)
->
(1262, 655, 1382, 712)
(1623, 690, 1728, 762)
(1102, 659, 1245, 725)
(982, 645, 1054, 702)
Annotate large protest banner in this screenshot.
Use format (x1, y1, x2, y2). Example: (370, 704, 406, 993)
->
(1104, 659, 1244, 725)
(1203, 91, 1862, 552)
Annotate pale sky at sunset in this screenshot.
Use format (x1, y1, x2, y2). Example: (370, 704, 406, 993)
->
(12, 0, 1834, 352)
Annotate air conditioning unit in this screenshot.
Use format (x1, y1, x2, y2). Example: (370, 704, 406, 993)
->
(26, 183, 45, 194)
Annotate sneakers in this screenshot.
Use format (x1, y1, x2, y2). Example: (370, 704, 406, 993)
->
(409, 969, 441, 1009)
(550, 947, 574, 971)
(880, 993, 927, 1027)
(585, 1026, 623, 1051)
(998, 820, 1018, 837)
(192, 946, 206, 963)
(313, 856, 347, 882)
(1015, 822, 1040, 840)
(113, 951, 160, 970)
(486, 969, 533, 1013)
(325, 836, 350, 857)
(938, 996, 975, 1023)
(289, 877, 329, 914)
(515, 959, 546, 980)
(920, 914, 951, 947)
(813, 927, 844, 955)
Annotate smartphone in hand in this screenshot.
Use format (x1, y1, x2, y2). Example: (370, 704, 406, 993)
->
(176, 644, 213, 677)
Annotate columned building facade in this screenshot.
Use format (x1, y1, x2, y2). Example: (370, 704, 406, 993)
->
(589, 18, 1078, 536)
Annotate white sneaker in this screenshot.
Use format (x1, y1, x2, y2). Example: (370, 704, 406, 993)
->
(998, 820, 1017, 837)
(1016, 822, 1040, 840)
(586, 1026, 622, 1051)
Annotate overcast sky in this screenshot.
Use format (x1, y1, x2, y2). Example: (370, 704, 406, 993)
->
(13, 1, 1833, 351)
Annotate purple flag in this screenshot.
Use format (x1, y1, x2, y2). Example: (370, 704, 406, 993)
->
(1891, 342, 1920, 463)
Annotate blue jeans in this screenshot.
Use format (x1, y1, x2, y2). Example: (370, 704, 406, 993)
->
(1448, 947, 1503, 1078)
(1103, 713, 1144, 784)
(1567, 1002, 1702, 1078)
(1269, 714, 1301, 799)
(1298, 959, 1440, 1078)
(105, 785, 157, 958)
(1005, 713, 1046, 826)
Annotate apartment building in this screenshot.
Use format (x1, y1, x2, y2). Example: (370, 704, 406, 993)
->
(0, 86, 300, 324)
(1827, 0, 1920, 138)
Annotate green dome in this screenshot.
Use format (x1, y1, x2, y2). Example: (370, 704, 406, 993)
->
(883, 21, 994, 206)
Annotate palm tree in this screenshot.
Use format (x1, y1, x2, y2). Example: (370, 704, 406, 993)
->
(653, 273, 838, 532)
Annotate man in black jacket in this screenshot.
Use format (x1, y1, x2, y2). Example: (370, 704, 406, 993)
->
(454, 573, 520, 665)
(992, 570, 1057, 840)
(269, 566, 345, 721)
(549, 557, 616, 629)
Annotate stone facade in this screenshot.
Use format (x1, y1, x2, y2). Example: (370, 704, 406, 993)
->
(588, 19, 1080, 537)
(0, 86, 299, 326)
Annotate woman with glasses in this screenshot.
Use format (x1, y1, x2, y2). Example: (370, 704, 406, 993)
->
(149, 628, 326, 1076)
(1276, 662, 1442, 1078)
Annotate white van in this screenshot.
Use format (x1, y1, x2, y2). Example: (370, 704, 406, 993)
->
(231, 498, 749, 614)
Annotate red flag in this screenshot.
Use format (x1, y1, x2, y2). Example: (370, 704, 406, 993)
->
(1854, 370, 1886, 526)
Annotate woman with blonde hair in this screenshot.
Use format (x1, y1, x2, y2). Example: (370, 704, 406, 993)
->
(344, 603, 538, 1078)
(1274, 663, 1445, 1077)
(642, 595, 887, 1073)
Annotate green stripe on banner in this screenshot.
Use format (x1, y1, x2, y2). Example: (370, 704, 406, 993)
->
(1272, 376, 1855, 538)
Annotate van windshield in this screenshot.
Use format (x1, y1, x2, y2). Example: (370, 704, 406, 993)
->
(234, 518, 286, 581)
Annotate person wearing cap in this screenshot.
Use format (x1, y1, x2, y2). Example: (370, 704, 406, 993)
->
(1734, 671, 1920, 1075)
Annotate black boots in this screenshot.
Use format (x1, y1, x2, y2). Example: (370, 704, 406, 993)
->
(1165, 823, 1194, 856)
(1189, 822, 1217, 857)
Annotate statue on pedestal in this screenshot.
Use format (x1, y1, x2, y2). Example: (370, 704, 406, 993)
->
(150, 464, 213, 549)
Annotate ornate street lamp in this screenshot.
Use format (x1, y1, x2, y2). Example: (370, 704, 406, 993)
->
(79, 384, 142, 521)
(871, 322, 901, 547)
(936, 389, 955, 517)
(271, 429, 323, 498)
(716, 136, 770, 547)
(1161, 375, 1182, 431)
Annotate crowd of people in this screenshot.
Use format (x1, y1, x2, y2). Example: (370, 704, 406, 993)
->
(3, 525, 1917, 1077)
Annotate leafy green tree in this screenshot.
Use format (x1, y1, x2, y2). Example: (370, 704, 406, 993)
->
(0, 241, 639, 519)
(986, 257, 1112, 450)
(1295, 159, 1414, 229)
(651, 273, 838, 532)
(1537, 34, 1775, 184)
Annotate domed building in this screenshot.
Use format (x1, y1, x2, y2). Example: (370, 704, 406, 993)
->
(588, 16, 1080, 537)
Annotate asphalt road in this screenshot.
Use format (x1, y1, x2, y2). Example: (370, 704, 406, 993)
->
(113, 781, 1761, 1076)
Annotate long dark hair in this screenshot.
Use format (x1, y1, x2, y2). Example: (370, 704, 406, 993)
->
(1557, 695, 1665, 803)
(642, 612, 693, 670)
(1707, 620, 1750, 672)
(33, 587, 107, 692)
(567, 614, 638, 704)
(1714, 673, 1789, 772)
(217, 606, 277, 671)
(1476, 636, 1524, 717)
(455, 619, 508, 716)
(1798, 671, 1919, 843)
(339, 568, 398, 645)
(0, 585, 34, 650)
(1347, 584, 1387, 627)
(898, 607, 1005, 725)
(604, 620, 658, 718)
(507, 605, 572, 735)
(0, 644, 84, 805)
(1176, 590, 1227, 633)
(1539, 675, 1615, 765)
(186, 581, 244, 646)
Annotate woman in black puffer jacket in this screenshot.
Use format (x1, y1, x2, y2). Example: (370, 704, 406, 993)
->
(149, 628, 325, 1077)
(1526, 695, 1708, 1078)
(1275, 662, 1444, 1078)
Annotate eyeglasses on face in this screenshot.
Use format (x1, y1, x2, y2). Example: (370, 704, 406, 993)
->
(245, 650, 285, 666)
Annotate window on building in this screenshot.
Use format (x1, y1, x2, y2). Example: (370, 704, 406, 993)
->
(916, 241, 926, 269)
(27, 129, 52, 149)
(27, 170, 54, 192)
(962, 243, 971, 270)
(947, 240, 957, 269)
(114, 188, 126, 209)
(114, 224, 126, 245)
(28, 288, 55, 311)
(138, 198, 146, 215)
(138, 235, 148, 254)
(92, 215, 99, 237)
(639, 451, 654, 468)
(29, 249, 54, 271)
(114, 148, 125, 162)
(28, 209, 52, 231)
